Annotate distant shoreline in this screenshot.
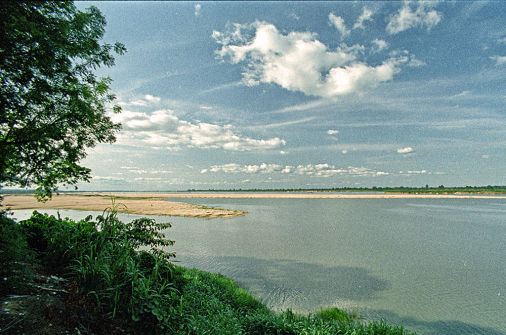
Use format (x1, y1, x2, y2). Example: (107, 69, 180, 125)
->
(4, 192, 505, 200)
(2, 193, 504, 219)
(114, 192, 506, 199)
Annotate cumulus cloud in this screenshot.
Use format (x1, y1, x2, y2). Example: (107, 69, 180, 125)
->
(327, 129, 339, 135)
(329, 13, 350, 38)
(201, 163, 389, 178)
(213, 21, 411, 98)
(397, 147, 414, 154)
(387, 1, 442, 34)
(353, 7, 374, 30)
(490, 55, 506, 66)
(110, 108, 286, 151)
(201, 163, 283, 174)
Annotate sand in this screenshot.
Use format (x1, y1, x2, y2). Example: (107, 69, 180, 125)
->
(0, 194, 247, 218)
(2, 192, 503, 218)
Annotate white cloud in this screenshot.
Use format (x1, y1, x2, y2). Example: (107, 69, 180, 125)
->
(397, 147, 414, 154)
(406, 170, 427, 174)
(91, 176, 125, 181)
(119, 94, 162, 107)
(288, 13, 300, 21)
(387, 1, 442, 34)
(201, 163, 389, 178)
(194, 4, 201, 17)
(371, 39, 389, 53)
(329, 13, 350, 38)
(490, 56, 506, 66)
(110, 108, 286, 151)
(214, 21, 410, 98)
(407, 57, 426, 67)
(341, 149, 348, 154)
(327, 129, 339, 135)
(201, 163, 283, 174)
(353, 7, 374, 30)
(144, 94, 161, 103)
(120, 166, 172, 175)
(499, 37, 506, 44)
(248, 117, 316, 130)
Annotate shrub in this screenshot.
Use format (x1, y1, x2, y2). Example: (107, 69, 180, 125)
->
(0, 214, 36, 296)
(18, 209, 179, 333)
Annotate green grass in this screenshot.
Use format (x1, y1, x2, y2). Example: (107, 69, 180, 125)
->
(1, 210, 416, 334)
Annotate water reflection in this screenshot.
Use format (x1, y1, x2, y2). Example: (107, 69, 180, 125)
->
(180, 255, 389, 311)
(365, 309, 505, 335)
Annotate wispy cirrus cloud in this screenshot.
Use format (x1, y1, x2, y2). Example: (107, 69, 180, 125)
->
(119, 166, 173, 175)
(194, 4, 201, 17)
(490, 55, 506, 66)
(329, 13, 350, 39)
(353, 7, 374, 30)
(213, 21, 413, 98)
(386, 1, 442, 34)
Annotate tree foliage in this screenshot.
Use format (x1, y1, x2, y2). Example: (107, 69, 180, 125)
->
(0, 1, 125, 199)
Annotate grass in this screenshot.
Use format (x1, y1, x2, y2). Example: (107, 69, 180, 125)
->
(0, 209, 416, 334)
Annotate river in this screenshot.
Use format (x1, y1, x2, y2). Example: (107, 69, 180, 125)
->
(10, 197, 506, 334)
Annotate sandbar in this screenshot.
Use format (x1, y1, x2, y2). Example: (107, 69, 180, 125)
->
(1, 194, 247, 218)
(2, 192, 503, 218)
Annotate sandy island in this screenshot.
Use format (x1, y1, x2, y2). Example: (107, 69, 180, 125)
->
(1, 194, 247, 218)
(1, 192, 503, 218)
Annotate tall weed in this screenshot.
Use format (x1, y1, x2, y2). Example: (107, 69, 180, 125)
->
(19, 208, 178, 332)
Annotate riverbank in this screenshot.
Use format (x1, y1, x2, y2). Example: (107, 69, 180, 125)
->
(1, 194, 247, 218)
(140, 192, 505, 199)
(3, 192, 503, 218)
(0, 211, 416, 334)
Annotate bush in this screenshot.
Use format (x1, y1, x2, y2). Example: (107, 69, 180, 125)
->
(4, 209, 416, 334)
(0, 214, 36, 296)
(18, 209, 179, 333)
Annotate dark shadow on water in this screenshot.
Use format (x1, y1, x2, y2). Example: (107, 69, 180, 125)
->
(180, 255, 505, 335)
(180, 255, 389, 309)
(364, 309, 504, 335)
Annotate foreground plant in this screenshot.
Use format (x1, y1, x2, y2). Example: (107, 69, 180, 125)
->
(18, 209, 178, 332)
(2, 209, 416, 334)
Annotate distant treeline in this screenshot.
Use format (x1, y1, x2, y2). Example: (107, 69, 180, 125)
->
(2, 185, 505, 195)
(186, 185, 506, 194)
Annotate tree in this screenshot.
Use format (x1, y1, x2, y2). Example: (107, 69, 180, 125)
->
(0, 1, 125, 199)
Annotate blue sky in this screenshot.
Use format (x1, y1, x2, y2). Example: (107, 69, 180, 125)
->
(76, 1, 505, 191)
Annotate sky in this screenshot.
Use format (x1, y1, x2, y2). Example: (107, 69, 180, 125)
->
(75, 1, 505, 191)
